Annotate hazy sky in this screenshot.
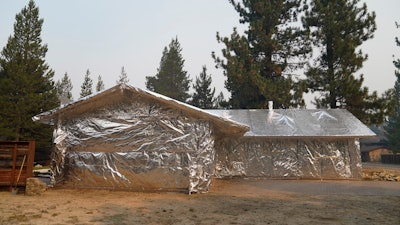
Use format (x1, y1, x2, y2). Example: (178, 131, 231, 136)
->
(0, 0, 399, 107)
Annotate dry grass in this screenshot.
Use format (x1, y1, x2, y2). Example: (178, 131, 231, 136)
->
(0, 179, 399, 225)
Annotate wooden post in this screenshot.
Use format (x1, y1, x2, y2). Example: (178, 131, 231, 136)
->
(11, 144, 17, 189)
(26, 141, 35, 178)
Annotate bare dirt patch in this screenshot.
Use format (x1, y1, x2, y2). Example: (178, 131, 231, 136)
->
(1, 179, 399, 225)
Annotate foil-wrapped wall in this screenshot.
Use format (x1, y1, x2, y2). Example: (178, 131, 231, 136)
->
(214, 138, 362, 179)
(51, 100, 214, 193)
(38, 86, 372, 193)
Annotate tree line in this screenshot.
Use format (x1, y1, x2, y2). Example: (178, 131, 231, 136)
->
(56, 36, 226, 109)
(56, 66, 130, 104)
(0, 0, 399, 155)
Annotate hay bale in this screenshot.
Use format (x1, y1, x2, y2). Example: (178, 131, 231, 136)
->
(25, 178, 47, 196)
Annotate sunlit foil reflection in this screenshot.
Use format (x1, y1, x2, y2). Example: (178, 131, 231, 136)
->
(51, 101, 215, 193)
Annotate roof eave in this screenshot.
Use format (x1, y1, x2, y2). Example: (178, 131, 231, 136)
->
(32, 84, 250, 135)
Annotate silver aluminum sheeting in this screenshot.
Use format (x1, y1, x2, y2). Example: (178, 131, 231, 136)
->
(51, 100, 215, 193)
(215, 138, 362, 179)
(206, 109, 376, 138)
(209, 109, 367, 179)
(33, 84, 249, 136)
(35, 84, 373, 192)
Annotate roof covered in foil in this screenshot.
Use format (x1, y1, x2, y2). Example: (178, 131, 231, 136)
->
(33, 84, 249, 136)
(206, 109, 376, 138)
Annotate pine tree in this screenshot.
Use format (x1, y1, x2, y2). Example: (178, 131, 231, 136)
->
(55, 72, 73, 104)
(190, 66, 216, 109)
(385, 22, 400, 153)
(96, 75, 105, 92)
(0, 0, 58, 153)
(116, 66, 129, 85)
(214, 91, 228, 109)
(302, 0, 389, 124)
(213, 0, 311, 109)
(146, 37, 191, 102)
(80, 69, 93, 98)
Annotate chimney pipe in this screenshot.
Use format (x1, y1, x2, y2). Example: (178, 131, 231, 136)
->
(268, 101, 273, 110)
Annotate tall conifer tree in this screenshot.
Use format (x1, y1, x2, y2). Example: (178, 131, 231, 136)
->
(80, 69, 93, 98)
(55, 72, 73, 104)
(0, 0, 57, 153)
(190, 66, 216, 109)
(116, 66, 129, 85)
(0, 0, 58, 160)
(96, 75, 105, 92)
(146, 37, 191, 102)
(303, 0, 389, 124)
(213, 0, 311, 109)
(385, 22, 400, 153)
(214, 91, 228, 109)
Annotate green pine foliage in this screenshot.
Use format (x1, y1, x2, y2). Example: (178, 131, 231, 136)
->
(146, 37, 191, 103)
(190, 66, 216, 109)
(0, 0, 58, 153)
(116, 66, 129, 85)
(80, 69, 93, 98)
(303, 0, 390, 124)
(385, 24, 400, 153)
(96, 75, 105, 92)
(55, 72, 73, 103)
(213, 0, 311, 109)
(385, 103, 400, 153)
(214, 91, 229, 109)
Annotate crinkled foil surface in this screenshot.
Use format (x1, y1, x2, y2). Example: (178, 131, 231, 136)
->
(208, 109, 365, 179)
(49, 95, 368, 192)
(207, 109, 375, 137)
(215, 138, 362, 179)
(51, 100, 214, 193)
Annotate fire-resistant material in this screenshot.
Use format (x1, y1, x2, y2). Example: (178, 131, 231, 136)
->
(33, 84, 248, 193)
(207, 109, 374, 179)
(214, 138, 362, 179)
(33, 84, 375, 192)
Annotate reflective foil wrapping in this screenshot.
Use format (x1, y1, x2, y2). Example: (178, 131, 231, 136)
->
(215, 138, 362, 179)
(51, 100, 215, 193)
(208, 109, 370, 180)
(207, 109, 376, 138)
(34, 85, 374, 193)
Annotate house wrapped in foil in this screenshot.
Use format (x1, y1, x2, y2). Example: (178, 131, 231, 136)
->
(34, 84, 375, 193)
(33, 84, 248, 193)
(207, 108, 375, 179)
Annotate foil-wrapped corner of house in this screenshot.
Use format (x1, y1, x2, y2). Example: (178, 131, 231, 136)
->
(209, 109, 371, 180)
(50, 101, 216, 193)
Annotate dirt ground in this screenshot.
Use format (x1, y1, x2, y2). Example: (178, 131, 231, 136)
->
(1, 178, 399, 225)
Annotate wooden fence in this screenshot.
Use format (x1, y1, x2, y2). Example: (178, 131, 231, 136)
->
(0, 141, 35, 188)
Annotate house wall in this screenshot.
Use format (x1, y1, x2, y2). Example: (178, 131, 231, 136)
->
(369, 148, 392, 162)
(51, 99, 215, 193)
(214, 137, 362, 180)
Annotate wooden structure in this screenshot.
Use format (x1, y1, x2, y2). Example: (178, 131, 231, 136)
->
(0, 141, 35, 189)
